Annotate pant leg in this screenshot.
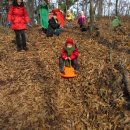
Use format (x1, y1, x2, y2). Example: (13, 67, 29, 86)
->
(46, 26, 54, 37)
(42, 28, 47, 34)
(54, 28, 61, 36)
(71, 59, 80, 71)
(80, 24, 84, 32)
(80, 24, 83, 29)
(14, 30, 22, 50)
(20, 30, 27, 50)
(59, 57, 64, 71)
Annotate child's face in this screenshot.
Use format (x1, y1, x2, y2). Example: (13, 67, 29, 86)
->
(17, 0, 22, 4)
(67, 44, 72, 48)
(53, 15, 57, 19)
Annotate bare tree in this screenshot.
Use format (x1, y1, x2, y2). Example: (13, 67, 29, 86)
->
(77, 1, 79, 15)
(89, 0, 98, 32)
(115, 0, 119, 16)
(26, 0, 35, 24)
(98, 0, 103, 17)
(90, 0, 94, 27)
(108, 0, 111, 16)
(66, 0, 70, 10)
(85, 0, 88, 16)
(82, 0, 85, 12)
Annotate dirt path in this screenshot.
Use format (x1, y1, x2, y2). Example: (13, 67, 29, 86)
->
(0, 26, 130, 130)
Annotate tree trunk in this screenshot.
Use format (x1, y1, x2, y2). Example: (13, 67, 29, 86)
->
(90, 0, 94, 32)
(103, 4, 106, 16)
(89, 0, 99, 32)
(98, 0, 103, 18)
(115, 0, 119, 16)
(66, 0, 70, 10)
(34, 0, 37, 7)
(85, 0, 88, 16)
(82, 0, 85, 12)
(26, 0, 35, 24)
(77, 1, 79, 16)
(108, 0, 111, 16)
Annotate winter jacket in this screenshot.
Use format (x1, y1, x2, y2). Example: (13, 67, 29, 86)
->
(66, 13, 74, 21)
(39, 4, 48, 29)
(8, 5, 29, 30)
(61, 46, 79, 60)
(78, 16, 86, 25)
(46, 17, 60, 37)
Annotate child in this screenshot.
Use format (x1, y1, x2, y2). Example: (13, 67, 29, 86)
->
(46, 12, 60, 37)
(66, 10, 74, 27)
(8, 0, 30, 52)
(59, 38, 80, 73)
(78, 11, 87, 31)
(66, 10, 74, 21)
(39, 0, 49, 34)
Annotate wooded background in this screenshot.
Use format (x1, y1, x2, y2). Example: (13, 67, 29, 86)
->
(0, 0, 130, 26)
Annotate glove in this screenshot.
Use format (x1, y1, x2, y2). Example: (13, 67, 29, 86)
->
(27, 23, 31, 27)
(68, 57, 71, 60)
(7, 21, 12, 27)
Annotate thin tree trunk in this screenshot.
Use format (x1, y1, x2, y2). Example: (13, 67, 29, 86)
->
(104, 5, 106, 16)
(77, 1, 79, 16)
(26, 0, 35, 24)
(90, 0, 94, 32)
(115, 0, 119, 16)
(66, 0, 70, 10)
(90, 0, 98, 32)
(108, 0, 111, 16)
(98, 0, 103, 18)
(82, 0, 85, 12)
(85, 0, 88, 16)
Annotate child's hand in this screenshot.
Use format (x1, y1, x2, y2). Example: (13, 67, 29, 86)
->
(27, 23, 32, 27)
(7, 21, 12, 27)
(65, 57, 68, 60)
(68, 57, 71, 60)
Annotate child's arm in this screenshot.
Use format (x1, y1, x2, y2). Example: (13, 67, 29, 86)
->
(61, 49, 67, 60)
(23, 6, 30, 24)
(70, 49, 79, 60)
(8, 6, 13, 22)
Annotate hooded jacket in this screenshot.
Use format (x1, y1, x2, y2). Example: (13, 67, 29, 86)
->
(8, 5, 29, 30)
(61, 41, 79, 60)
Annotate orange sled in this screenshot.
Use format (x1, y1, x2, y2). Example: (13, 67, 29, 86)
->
(61, 66, 77, 78)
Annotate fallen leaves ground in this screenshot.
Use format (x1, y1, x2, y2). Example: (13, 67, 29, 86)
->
(0, 17, 130, 130)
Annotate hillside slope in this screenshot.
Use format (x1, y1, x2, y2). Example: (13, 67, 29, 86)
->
(0, 18, 130, 130)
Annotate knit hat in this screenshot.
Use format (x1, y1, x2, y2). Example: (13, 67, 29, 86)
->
(53, 8, 60, 13)
(65, 38, 74, 46)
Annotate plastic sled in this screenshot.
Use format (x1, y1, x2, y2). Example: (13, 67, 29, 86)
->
(61, 66, 77, 78)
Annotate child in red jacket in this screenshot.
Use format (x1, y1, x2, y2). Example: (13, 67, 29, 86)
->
(59, 38, 80, 73)
(8, 0, 30, 51)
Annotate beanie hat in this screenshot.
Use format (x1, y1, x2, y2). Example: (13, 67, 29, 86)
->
(65, 38, 74, 46)
(53, 8, 60, 13)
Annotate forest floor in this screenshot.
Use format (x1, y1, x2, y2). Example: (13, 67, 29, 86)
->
(0, 17, 130, 130)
